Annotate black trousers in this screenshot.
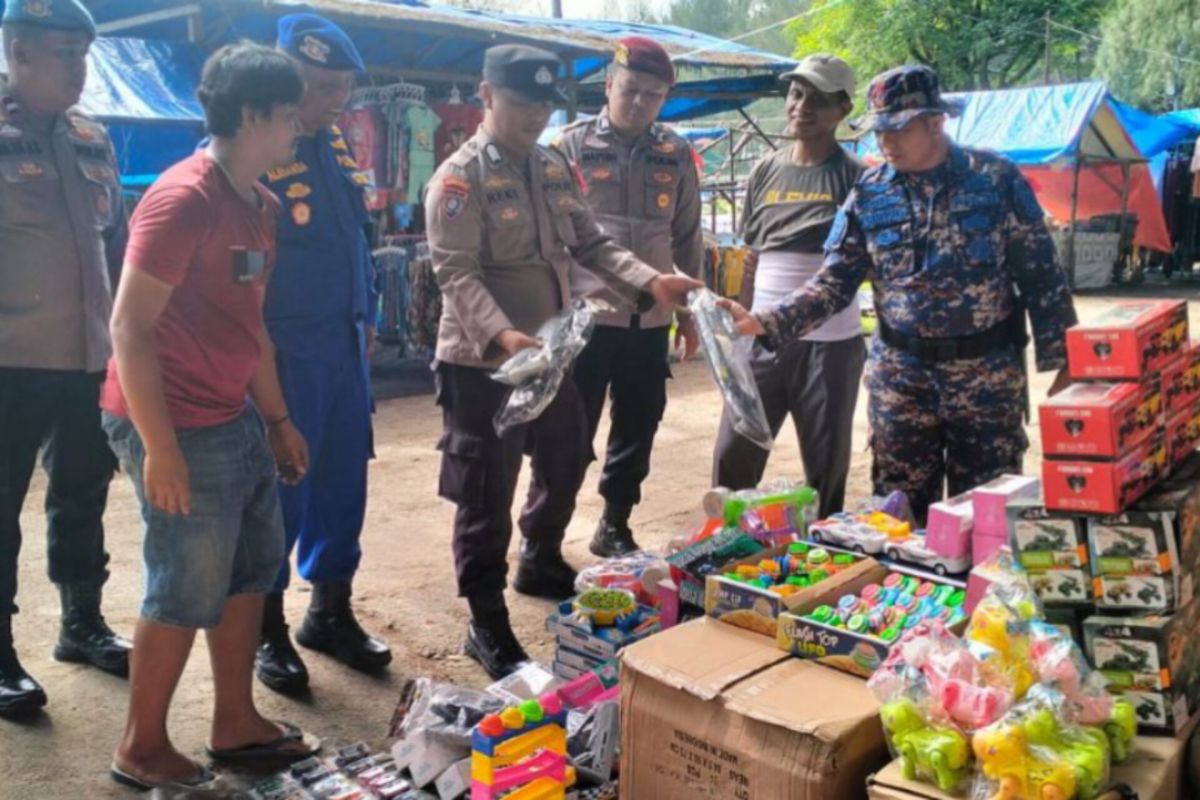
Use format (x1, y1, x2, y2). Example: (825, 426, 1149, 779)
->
(572, 324, 670, 509)
(713, 337, 866, 519)
(0, 369, 116, 617)
(436, 363, 590, 598)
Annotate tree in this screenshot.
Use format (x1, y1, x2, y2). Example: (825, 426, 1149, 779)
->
(790, 0, 1108, 92)
(666, 0, 807, 56)
(1095, 0, 1200, 111)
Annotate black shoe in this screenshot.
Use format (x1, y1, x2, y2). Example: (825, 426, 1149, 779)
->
(588, 509, 640, 558)
(295, 582, 392, 673)
(512, 539, 578, 601)
(255, 593, 309, 695)
(464, 617, 529, 681)
(53, 580, 131, 678)
(1, 618, 46, 719)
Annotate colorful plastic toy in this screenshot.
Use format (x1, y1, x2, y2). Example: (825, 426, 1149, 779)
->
(1101, 699, 1137, 764)
(718, 542, 856, 597)
(701, 483, 819, 547)
(809, 513, 889, 554)
(973, 723, 1077, 800)
(968, 599, 1037, 699)
(571, 588, 636, 627)
(1022, 708, 1110, 800)
(471, 696, 575, 799)
(879, 698, 972, 792)
(804, 574, 967, 644)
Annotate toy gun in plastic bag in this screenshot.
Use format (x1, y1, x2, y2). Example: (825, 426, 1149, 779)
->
(687, 288, 772, 451)
(491, 299, 611, 437)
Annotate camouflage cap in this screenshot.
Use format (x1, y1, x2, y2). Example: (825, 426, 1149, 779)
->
(850, 65, 963, 133)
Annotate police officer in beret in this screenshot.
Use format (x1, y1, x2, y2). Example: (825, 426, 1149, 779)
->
(724, 65, 1077, 522)
(553, 37, 704, 557)
(0, 0, 131, 718)
(426, 44, 700, 678)
(254, 13, 391, 695)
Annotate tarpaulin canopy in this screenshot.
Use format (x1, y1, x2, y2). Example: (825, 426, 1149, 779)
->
(854, 81, 1172, 252)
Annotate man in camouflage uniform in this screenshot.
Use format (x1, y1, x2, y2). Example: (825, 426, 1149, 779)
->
(726, 65, 1077, 521)
(553, 37, 704, 557)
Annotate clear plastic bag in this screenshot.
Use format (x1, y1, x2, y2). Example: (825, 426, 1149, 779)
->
(574, 551, 670, 607)
(394, 677, 505, 747)
(491, 299, 607, 437)
(687, 288, 772, 451)
(878, 688, 974, 794)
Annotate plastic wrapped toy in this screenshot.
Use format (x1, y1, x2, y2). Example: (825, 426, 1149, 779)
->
(880, 696, 973, 792)
(966, 564, 1043, 700)
(574, 551, 669, 608)
(491, 300, 604, 436)
(688, 288, 772, 450)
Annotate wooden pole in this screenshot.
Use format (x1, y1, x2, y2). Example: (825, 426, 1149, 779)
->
(1068, 158, 1082, 287)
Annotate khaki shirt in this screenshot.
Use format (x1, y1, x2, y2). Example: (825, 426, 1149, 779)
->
(0, 79, 123, 372)
(553, 111, 703, 329)
(426, 127, 660, 370)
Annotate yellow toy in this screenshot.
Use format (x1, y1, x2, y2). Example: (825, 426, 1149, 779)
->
(968, 599, 1037, 699)
(471, 696, 575, 800)
(860, 511, 912, 540)
(973, 724, 1077, 800)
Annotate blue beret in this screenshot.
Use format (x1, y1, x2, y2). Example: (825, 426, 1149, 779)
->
(276, 13, 364, 73)
(2, 0, 97, 39)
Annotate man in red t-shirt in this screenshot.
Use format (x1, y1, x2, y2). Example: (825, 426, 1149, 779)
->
(102, 44, 318, 790)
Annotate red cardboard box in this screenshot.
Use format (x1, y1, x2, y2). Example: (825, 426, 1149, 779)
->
(1066, 300, 1188, 380)
(1038, 377, 1163, 458)
(1043, 430, 1168, 514)
(1168, 398, 1200, 467)
(1163, 345, 1200, 412)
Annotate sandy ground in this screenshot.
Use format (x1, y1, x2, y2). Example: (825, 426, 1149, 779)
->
(1, 290, 1198, 796)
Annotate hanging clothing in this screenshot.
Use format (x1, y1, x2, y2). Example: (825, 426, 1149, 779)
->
(434, 101, 483, 166)
(405, 104, 442, 203)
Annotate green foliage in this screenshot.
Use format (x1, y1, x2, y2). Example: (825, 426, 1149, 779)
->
(1095, 0, 1200, 111)
(790, 0, 1107, 92)
(665, 0, 808, 56)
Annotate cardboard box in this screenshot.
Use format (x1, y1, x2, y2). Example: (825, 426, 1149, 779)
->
(971, 474, 1040, 538)
(433, 758, 472, 799)
(925, 492, 973, 559)
(1006, 495, 1087, 569)
(621, 618, 888, 800)
(1066, 299, 1188, 380)
(1131, 450, 1200, 606)
(1084, 603, 1200, 735)
(1163, 344, 1200, 412)
(704, 546, 874, 637)
(971, 531, 1007, 566)
(1028, 567, 1093, 605)
(1038, 377, 1164, 458)
(1042, 429, 1168, 514)
(1167, 396, 1200, 466)
(775, 563, 966, 679)
(866, 731, 1190, 800)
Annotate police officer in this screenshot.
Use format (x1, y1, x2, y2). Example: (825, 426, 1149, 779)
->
(0, 0, 131, 718)
(253, 14, 391, 694)
(426, 44, 700, 679)
(724, 66, 1076, 522)
(553, 37, 704, 557)
(713, 55, 865, 519)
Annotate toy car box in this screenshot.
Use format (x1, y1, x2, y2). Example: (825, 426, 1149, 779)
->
(925, 492, 973, 560)
(1167, 395, 1200, 467)
(665, 528, 765, 610)
(775, 563, 967, 679)
(1043, 429, 1168, 514)
(1066, 299, 1188, 380)
(1084, 602, 1200, 735)
(704, 545, 873, 637)
(971, 473, 1040, 538)
(1162, 344, 1200, 412)
(1006, 495, 1088, 569)
(1028, 567, 1093, 606)
(1038, 377, 1164, 458)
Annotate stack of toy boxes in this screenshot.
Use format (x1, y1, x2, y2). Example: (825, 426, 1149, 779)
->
(972, 474, 1040, 565)
(544, 601, 660, 681)
(1005, 491, 1091, 608)
(1041, 300, 1187, 514)
(1162, 341, 1200, 466)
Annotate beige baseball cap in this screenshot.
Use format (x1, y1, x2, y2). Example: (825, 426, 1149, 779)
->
(780, 54, 856, 96)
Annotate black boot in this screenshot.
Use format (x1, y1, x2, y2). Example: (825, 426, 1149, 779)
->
(53, 580, 131, 678)
(588, 503, 639, 558)
(1, 616, 46, 719)
(295, 582, 392, 673)
(255, 593, 309, 695)
(512, 538, 578, 601)
(464, 593, 528, 680)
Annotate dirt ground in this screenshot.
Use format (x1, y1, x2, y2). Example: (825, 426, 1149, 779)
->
(2, 291, 1197, 796)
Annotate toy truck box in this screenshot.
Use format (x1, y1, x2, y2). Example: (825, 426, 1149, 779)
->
(1029, 567, 1093, 606)
(1038, 377, 1163, 458)
(1162, 344, 1200, 413)
(1167, 395, 1200, 467)
(665, 528, 764, 610)
(1005, 494, 1092, 607)
(1084, 603, 1200, 735)
(1066, 299, 1188, 380)
(972, 474, 1041, 538)
(1043, 429, 1168, 515)
(925, 492, 973, 560)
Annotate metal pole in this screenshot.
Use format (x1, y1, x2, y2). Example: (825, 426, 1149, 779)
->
(564, 57, 578, 123)
(1068, 158, 1082, 287)
(552, 0, 563, 18)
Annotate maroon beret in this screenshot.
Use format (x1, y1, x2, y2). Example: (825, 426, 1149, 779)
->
(614, 36, 675, 86)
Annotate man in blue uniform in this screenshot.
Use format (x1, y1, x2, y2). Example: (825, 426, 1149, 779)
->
(255, 14, 390, 694)
(725, 66, 1077, 521)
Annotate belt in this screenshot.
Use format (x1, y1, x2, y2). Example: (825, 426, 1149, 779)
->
(878, 314, 1027, 363)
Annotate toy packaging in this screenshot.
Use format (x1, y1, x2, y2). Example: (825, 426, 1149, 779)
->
(1028, 568, 1092, 606)
(1083, 602, 1200, 735)
(471, 696, 575, 799)
(249, 745, 431, 800)
(704, 542, 871, 636)
(1065, 299, 1188, 380)
(1042, 429, 1168, 514)
(1005, 496, 1090, 607)
(811, 508, 973, 577)
(665, 528, 764, 609)
(972, 474, 1041, 539)
(702, 480, 819, 547)
(1038, 377, 1163, 459)
(1161, 343, 1200, 412)
(926, 492, 974, 561)
(546, 597, 660, 675)
(1166, 395, 1200, 467)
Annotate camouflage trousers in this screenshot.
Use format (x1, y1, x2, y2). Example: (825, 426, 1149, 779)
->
(866, 337, 1028, 521)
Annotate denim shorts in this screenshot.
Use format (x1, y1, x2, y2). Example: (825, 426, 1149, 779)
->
(103, 409, 285, 629)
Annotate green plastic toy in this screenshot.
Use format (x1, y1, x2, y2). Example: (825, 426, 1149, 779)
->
(1022, 708, 1110, 800)
(880, 698, 971, 792)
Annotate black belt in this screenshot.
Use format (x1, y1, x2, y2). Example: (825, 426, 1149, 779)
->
(878, 314, 1028, 363)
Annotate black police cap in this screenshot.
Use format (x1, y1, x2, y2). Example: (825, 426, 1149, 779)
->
(483, 44, 568, 104)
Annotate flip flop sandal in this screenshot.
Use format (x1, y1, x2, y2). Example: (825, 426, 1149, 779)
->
(205, 720, 320, 762)
(110, 763, 217, 792)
